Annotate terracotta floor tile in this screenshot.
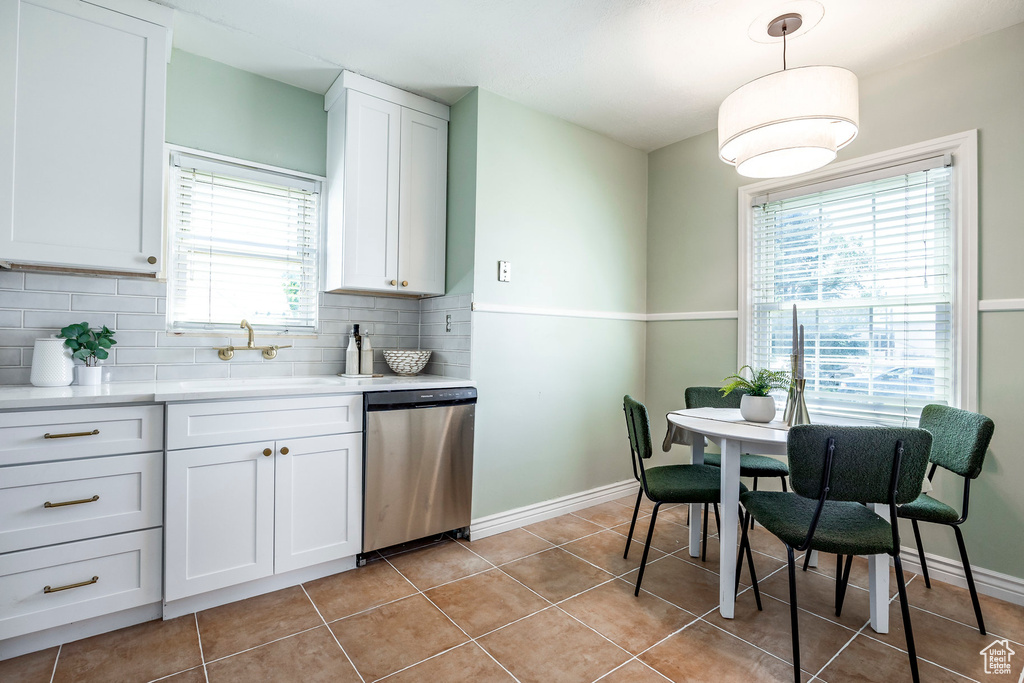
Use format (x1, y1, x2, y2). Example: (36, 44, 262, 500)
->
(820, 634, 974, 682)
(673, 533, 787, 587)
(479, 607, 629, 683)
(599, 659, 674, 683)
(612, 491, 659, 515)
(758, 562, 873, 630)
(525, 513, 604, 545)
(205, 626, 360, 683)
(385, 642, 514, 683)
(640, 620, 810, 682)
(572, 501, 643, 528)
(53, 616, 201, 683)
(612, 517, 691, 555)
(804, 553, 907, 597)
(560, 579, 695, 654)
(563, 529, 666, 577)
(655, 503, 701, 528)
(425, 568, 549, 637)
(304, 560, 417, 621)
(906, 576, 1024, 644)
(621, 555, 721, 615)
(459, 528, 554, 566)
(705, 593, 857, 673)
(870, 601, 1016, 680)
(162, 667, 209, 682)
(197, 586, 322, 662)
(387, 540, 493, 590)
(501, 547, 613, 602)
(330, 594, 468, 681)
(0, 646, 58, 683)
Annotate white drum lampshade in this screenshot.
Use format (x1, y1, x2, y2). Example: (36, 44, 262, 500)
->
(718, 65, 859, 178)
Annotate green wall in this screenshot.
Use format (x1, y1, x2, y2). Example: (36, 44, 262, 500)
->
(445, 90, 479, 295)
(467, 90, 649, 517)
(645, 22, 1024, 577)
(166, 50, 327, 176)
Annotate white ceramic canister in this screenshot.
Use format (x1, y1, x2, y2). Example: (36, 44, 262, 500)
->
(30, 336, 75, 387)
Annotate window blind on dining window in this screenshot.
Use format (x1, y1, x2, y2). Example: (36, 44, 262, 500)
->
(168, 153, 320, 333)
(749, 158, 954, 424)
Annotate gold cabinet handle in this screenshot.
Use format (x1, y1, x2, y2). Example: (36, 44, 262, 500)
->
(279, 446, 290, 455)
(44, 576, 98, 594)
(43, 429, 99, 439)
(147, 256, 158, 264)
(263, 448, 272, 457)
(44, 495, 99, 509)
(390, 279, 397, 286)
(401, 281, 409, 287)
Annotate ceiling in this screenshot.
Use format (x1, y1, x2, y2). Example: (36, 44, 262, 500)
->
(156, 0, 1024, 152)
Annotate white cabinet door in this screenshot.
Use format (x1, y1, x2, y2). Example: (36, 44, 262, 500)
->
(274, 433, 362, 573)
(0, 0, 166, 273)
(398, 109, 448, 296)
(165, 442, 275, 601)
(341, 90, 402, 292)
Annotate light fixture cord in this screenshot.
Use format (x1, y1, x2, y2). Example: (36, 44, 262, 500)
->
(782, 22, 788, 70)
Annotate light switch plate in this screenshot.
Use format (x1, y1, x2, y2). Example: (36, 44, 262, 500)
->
(498, 260, 511, 282)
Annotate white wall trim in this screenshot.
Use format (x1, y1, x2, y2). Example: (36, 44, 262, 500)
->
(471, 302, 738, 323)
(0, 602, 162, 661)
(978, 298, 1024, 312)
(900, 546, 1024, 607)
(470, 479, 637, 540)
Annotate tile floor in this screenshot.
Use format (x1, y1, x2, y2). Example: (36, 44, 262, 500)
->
(3, 495, 1023, 682)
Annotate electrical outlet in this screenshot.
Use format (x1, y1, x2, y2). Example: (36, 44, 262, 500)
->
(445, 314, 452, 332)
(498, 260, 511, 282)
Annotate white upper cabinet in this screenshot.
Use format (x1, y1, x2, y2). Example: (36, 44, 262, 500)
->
(324, 71, 449, 297)
(0, 0, 171, 274)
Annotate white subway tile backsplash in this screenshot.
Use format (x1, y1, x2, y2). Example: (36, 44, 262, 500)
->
(103, 364, 156, 382)
(116, 279, 167, 297)
(116, 347, 195, 364)
(0, 310, 22, 328)
(73, 294, 155, 313)
(0, 367, 31, 384)
(116, 314, 167, 330)
(157, 364, 230, 381)
(24, 310, 116, 330)
(229, 362, 294, 378)
(0, 291, 70, 310)
(0, 272, 25, 289)
(25, 273, 117, 294)
(0, 348, 20, 366)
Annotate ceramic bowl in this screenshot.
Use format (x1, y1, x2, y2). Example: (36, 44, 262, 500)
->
(383, 350, 432, 376)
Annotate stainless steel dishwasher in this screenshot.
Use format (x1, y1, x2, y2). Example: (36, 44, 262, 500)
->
(362, 387, 476, 559)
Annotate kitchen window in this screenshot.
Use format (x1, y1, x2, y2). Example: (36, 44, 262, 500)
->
(738, 131, 978, 424)
(166, 150, 322, 334)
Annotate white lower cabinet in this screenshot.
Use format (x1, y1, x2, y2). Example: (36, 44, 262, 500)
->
(164, 398, 363, 603)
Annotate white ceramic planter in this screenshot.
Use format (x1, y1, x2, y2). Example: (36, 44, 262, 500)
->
(740, 394, 776, 423)
(76, 365, 103, 386)
(30, 337, 75, 387)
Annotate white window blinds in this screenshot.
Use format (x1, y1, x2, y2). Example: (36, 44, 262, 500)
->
(168, 153, 320, 333)
(749, 159, 954, 424)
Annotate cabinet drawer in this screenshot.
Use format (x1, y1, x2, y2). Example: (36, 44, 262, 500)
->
(166, 395, 362, 450)
(0, 529, 161, 640)
(0, 405, 163, 466)
(0, 452, 162, 554)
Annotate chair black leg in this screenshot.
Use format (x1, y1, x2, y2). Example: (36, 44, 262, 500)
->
(786, 545, 801, 683)
(701, 501, 710, 562)
(623, 487, 644, 560)
(753, 476, 758, 491)
(835, 553, 853, 617)
(953, 525, 987, 635)
(910, 519, 931, 588)
(634, 502, 661, 596)
(893, 555, 921, 683)
(713, 502, 721, 534)
(781, 476, 788, 493)
(801, 551, 811, 572)
(737, 511, 762, 611)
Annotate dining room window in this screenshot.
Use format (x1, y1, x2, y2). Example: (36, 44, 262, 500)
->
(738, 132, 978, 425)
(166, 150, 321, 334)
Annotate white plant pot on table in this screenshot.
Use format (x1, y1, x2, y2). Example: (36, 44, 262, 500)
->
(76, 365, 103, 386)
(740, 394, 776, 423)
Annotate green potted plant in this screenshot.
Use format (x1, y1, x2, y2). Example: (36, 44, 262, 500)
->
(721, 365, 792, 422)
(59, 322, 117, 386)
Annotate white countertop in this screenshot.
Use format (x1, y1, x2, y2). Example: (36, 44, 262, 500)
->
(0, 375, 476, 410)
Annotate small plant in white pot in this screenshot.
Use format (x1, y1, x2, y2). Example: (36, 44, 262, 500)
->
(59, 322, 117, 386)
(720, 365, 791, 423)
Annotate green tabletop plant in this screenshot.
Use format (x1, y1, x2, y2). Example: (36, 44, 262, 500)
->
(58, 322, 117, 367)
(720, 365, 791, 397)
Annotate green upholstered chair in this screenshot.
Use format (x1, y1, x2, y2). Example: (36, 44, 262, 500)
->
(622, 395, 759, 601)
(897, 404, 995, 634)
(740, 425, 932, 683)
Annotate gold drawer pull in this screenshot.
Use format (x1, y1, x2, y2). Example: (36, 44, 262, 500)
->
(263, 448, 272, 457)
(44, 576, 98, 594)
(44, 495, 99, 509)
(43, 429, 100, 439)
(279, 446, 290, 455)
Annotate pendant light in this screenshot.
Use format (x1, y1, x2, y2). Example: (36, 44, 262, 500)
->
(718, 13, 859, 178)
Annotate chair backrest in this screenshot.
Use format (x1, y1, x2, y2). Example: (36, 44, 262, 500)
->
(623, 395, 653, 460)
(685, 385, 748, 410)
(918, 404, 994, 480)
(787, 425, 932, 505)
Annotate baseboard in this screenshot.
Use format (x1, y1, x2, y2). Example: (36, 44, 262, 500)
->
(900, 545, 1024, 607)
(0, 603, 162, 661)
(470, 479, 638, 540)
